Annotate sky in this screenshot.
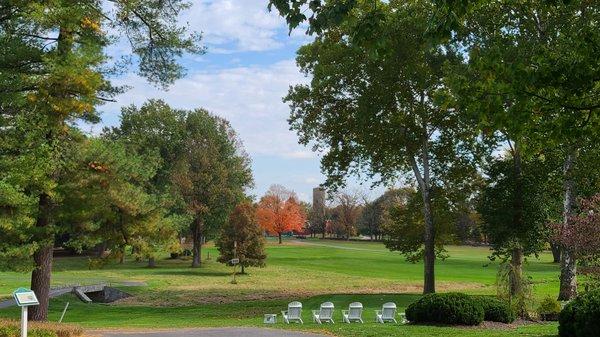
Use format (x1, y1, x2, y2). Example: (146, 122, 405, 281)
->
(95, 0, 385, 202)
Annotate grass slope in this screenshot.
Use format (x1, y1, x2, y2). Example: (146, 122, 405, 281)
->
(0, 239, 560, 337)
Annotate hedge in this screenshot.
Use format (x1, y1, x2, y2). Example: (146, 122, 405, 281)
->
(405, 292, 485, 326)
(559, 289, 600, 337)
(473, 296, 516, 323)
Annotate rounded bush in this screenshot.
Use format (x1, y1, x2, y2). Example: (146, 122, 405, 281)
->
(559, 289, 600, 337)
(406, 292, 484, 326)
(473, 296, 516, 323)
(537, 296, 561, 321)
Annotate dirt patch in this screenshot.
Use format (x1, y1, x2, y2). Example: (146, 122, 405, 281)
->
(111, 280, 485, 307)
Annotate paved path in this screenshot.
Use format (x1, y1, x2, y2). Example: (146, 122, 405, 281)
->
(98, 328, 328, 337)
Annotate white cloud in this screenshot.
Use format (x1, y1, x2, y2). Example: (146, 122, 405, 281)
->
(183, 0, 288, 52)
(100, 59, 312, 160)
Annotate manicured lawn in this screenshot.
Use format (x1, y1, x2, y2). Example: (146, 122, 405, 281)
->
(0, 239, 560, 336)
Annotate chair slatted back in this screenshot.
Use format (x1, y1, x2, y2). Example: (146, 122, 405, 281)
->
(348, 302, 363, 319)
(382, 302, 397, 319)
(288, 301, 302, 319)
(319, 302, 334, 319)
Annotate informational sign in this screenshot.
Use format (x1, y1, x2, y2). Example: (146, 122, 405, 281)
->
(230, 258, 240, 265)
(13, 288, 39, 337)
(13, 288, 39, 307)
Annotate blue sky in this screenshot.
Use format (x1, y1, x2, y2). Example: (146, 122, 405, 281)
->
(97, 0, 384, 202)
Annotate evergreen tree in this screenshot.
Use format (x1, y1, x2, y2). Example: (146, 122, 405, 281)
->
(58, 138, 179, 268)
(216, 202, 267, 274)
(0, 0, 202, 320)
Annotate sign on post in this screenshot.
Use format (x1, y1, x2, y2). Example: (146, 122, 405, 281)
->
(229, 258, 239, 265)
(12, 288, 39, 337)
(13, 288, 39, 307)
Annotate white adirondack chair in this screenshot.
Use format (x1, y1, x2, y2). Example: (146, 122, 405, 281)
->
(342, 302, 364, 323)
(375, 302, 398, 323)
(282, 301, 303, 324)
(312, 302, 335, 324)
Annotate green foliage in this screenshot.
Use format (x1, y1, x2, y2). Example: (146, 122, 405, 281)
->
(537, 296, 561, 321)
(285, 0, 486, 293)
(382, 188, 450, 262)
(58, 137, 177, 262)
(1, 0, 202, 318)
(496, 261, 533, 318)
(559, 289, 600, 337)
(405, 292, 484, 326)
(359, 188, 408, 240)
(477, 156, 561, 259)
(172, 108, 254, 239)
(216, 202, 267, 272)
(472, 296, 516, 323)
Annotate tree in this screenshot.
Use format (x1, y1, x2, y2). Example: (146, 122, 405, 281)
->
(0, 0, 202, 320)
(257, 185, 305, 244)
(382, 186, 459, 263)
(552, 193, 600, 291)
(58, 138, 179, 268)
(477, 154, 561, 306)
(172, 109, 253, 268)
(284, 0, 481, 293)
(216, 202, 267, 274)
(447, 0, 600, 300)
(330, 190, 362, 240)
(359, 189, 411, 241)
(108, 99, 190, 261)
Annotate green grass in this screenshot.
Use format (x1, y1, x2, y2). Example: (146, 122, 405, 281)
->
(0, 239, 560, 336)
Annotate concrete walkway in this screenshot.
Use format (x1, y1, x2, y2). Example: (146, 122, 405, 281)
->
(98, 328, 328, 337)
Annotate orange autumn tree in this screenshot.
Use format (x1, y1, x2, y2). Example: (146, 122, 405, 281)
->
(257, 185, 306, 244)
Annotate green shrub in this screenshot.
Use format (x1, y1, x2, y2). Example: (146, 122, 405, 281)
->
(473, 296, 516, 323)
(537, 295, 561, 321)
(559, 289, 600, 337)
(406, 292, 484, 326)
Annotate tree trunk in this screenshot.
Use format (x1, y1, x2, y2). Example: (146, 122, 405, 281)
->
(559, 148, 578, 300)
(192, 220, 203, 268)
(148, 257, 156, 268)
(409, 150, 435, 294)
(321, 230, 325, 239)
(278, 232, 282, 244)
(119, 247, 125, 264)
(421, 186, 436, 294)
(509, 145, 525, 298)
(241, 265, 245, 274)
(510, 247, 524, 296)
(551, 243, 561, 264)
(29, 194, 53, 321)
(96, 241, 107, 258)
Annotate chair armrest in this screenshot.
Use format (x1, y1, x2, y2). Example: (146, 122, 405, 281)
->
(312, 310, 319, 315)
(342, 310, 348, 315)
(375, 310, 382, 316)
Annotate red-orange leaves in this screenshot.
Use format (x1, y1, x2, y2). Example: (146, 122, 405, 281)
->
(256, 185, 305, 243)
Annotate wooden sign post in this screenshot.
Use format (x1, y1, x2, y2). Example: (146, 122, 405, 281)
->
(230, 241, 239, 284)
